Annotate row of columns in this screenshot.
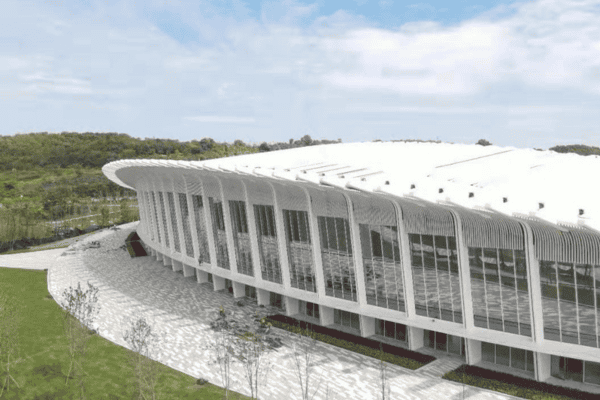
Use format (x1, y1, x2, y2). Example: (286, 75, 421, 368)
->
(136, 170, 561, 382)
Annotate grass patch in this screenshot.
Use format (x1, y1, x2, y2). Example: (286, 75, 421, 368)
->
(266, 314, 435, 370)
(0, 267, 250, 400)
(443, 364, 598, 400)
(1, 244, 71, 255)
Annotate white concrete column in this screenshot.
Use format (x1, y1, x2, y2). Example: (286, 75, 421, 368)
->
(320, 305, 334, 327)
(151, 182, 167, 251)
(390, 198, 417, 318)
(183, 263, 195, 277)
(535, 352, 551, 382)
(345, 193, 367, 307)
(201, 179, 218, 268)
(196, 270, 209, 283)
(520, 221, 545, 344)
(285, 297, 300, 316)
(408, 326, 424, 351)
(303, 187, 327, 299)
(213, 275, 226, 291)
(257, 288, 270, 306)
(171, 181, 188, 256)
(448, 210, 475, 330)
(156, 252, 163, 262)
(269, 182, 292, 290)
(136, 191, 147, 235)
(172, 259, 183, 272)
(158, 179, 176, 256)
(360, 315, 376, 338)
(466, 338, 482, 365)
(232, 281, 245, 298)
(163, 256, 172, 267)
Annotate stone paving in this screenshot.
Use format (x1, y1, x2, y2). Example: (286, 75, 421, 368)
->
(46, 222, 521, 400)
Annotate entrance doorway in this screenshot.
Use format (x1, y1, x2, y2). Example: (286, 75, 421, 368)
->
(424, 329, 465, 356)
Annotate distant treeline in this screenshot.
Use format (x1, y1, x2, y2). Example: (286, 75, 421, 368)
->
(256, 135, 341, 152)
(0, 132, 340, 171)
(548, 144, 600, 156)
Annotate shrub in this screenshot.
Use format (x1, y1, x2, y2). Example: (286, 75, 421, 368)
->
(476, 139, 492, 146)
(195, 378, 208, 385)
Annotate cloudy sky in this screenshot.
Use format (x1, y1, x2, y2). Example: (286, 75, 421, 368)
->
(2, 0, 600, 148)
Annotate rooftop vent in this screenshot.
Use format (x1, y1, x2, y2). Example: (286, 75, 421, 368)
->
(503, 197, 508, 203)
(385, 181, 390, 185)
(468, 192, 474, 198)
(439, 188, 444, 193)
(539, 202, 545, 209)
(410, 184, 416, 189)
(580, 209, 585, 216)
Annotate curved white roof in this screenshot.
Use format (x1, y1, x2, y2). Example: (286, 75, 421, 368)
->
(103, 141, 600, 232)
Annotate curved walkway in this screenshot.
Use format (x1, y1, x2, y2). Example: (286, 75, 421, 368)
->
(46, 223, 519, 400)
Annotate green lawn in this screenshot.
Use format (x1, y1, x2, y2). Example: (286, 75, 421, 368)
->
(0, 267, 250, 400)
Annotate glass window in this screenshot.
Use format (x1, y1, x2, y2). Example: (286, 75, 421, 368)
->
(269, 292, 283, 309)
(229, 200, 253, 276)
(361, 223, 405, 312)
(472, 246, 531, 337)
(245, 285, 257, 299)
(192, 195, 211, 264)
(510, 347, 526, 370)
(178, 193, 194, 257)
(395, 323, 406, 342)
(255, 205, 282, 284)
(585, 360, 600, 386)
(209, 197, 229, 269)
(495, 345, 510, 367)
(482, 341, 495, 363)
(283, 210, 315, 292)
(318, 216, 357, 302)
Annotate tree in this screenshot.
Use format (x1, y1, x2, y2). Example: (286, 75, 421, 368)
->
(0, 289, 22, 398)
(205, 305, 236, 399)
(377, 343, 391, 400)
(291, 323, 323, 400)
(119, 199, 133, 224)
(300, 135, 313, 146)
(230, 312, 274, 400)
(61, 281, 100, 400)
(258, 142, 270, 152)
(122, 315, 164, 400)
(476, 139, 492, 146)
(208, 307, 282, 400)
(100, 206, 110, 226)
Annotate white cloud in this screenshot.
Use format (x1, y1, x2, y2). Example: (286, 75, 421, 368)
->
(184, 116, 256, 123)
(314, 0, 600, 96)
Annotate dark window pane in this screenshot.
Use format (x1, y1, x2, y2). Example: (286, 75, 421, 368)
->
(482, 341, 495, 363)
(585, 361, 600, 385)
(511, 347, 526, 370)
(496, 345, 510, 367)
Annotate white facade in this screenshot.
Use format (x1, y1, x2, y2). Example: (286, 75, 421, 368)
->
(104, 142, 600, 389)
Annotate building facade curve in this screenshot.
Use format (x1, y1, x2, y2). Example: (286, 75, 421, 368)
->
(103, 142, 600, 390)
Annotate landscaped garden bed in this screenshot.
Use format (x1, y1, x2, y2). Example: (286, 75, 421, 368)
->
(443, 364, 598, 400)
(266, 314, 435, 370)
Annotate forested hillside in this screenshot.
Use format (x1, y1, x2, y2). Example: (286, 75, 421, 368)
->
(0, 132, 336, 252)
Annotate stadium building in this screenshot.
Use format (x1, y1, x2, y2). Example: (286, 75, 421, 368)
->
(103, 141, 600, 391)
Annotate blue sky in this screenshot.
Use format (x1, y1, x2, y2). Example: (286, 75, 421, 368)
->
(2, 0, 600, 149)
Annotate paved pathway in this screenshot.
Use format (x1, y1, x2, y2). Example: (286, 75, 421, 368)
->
(46, 222, 520, 400)
(0, 248, 65, 270)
